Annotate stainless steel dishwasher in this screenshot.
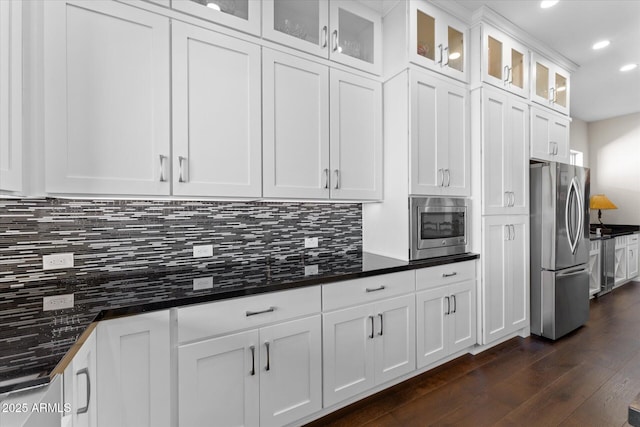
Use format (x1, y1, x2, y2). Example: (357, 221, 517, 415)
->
(597, 236, 615, 296)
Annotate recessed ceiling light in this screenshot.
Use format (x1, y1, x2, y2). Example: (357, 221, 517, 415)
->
(540, 0, 559, 9)
(592, 40, 610, 50)
(449, 52, 461, 60)
(620, 64, 638, 72)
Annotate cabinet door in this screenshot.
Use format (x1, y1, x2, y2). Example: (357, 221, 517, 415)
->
(259, 316, 322, 427)
(531, 54, 570, 115)
(449, 280, 476, 354)
(329, 69, 382, 200)
(531, 107, 568, 163)
(44, 1, 170, 196)
(506, 97, 529, 213)
(263, 0, 328, 58)
(481, 216, 508, 344)
(373, 294, 416, 384)
(507, 217, 529, 333)
(263, 49, 330, 199)
(416, 286, 449, 368)
(439, 78, 469, 196)
(329, 0, 382, 75)
(171, 0, 260, 36)
(482, 25, 528, 98)
(411, 70, 440, 194)
(588, 242, 601, 296)
(97, 311, 170, 427)
(629, 244, 639, 279)
(482, 89, 508, 214)
(172, 22, 261, 197)
(0, 0, 22, 193)
(322, 304, 375, 407)
(615, 244, 628, 286)
(178, 330, 259, 427)
(64, 331, 97, 427)
(410, 1, 467, 82)
(550, 115, 570, 164)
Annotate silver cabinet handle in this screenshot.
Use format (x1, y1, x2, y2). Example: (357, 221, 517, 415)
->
(249, 345, 256, 376)
(264, 342, 270, 371)
(323, 168, 329, 189)
(321, 25, 328, 48)
(503, 65, 510, 84)
(76, 368, 90, 415)
(332, 30, 338, 52)
(554, 142, 559, 155)
(438, 44, 444, 65)
(378, 313, 384, 336)
(178, 156, 188, 183)
(439, 169, 444, 187)
(510, 192, 515, 207)
(452, 295, 457, 314)
(445, 296, 450, 315)
(445, 169, 451, 187)
(159, 155, 168, 182)
(505, 191, 510, 206)
(511, 224, 516, 240)
(548, 141, 555, 155)
(505, 224, 510, 241)
(246, 307, 275, 317)
(368, 315, 374, 339)
(365, 285, 385, 293)
(333, 169, 340, 189)
(549, 87, 555, 104)
(442, 46, 449, 67)
(442, 272, 457, 278)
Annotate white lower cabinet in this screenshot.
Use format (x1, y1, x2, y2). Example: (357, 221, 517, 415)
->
(322, 293, 415, 408)
(178, 315, 322, 427)
(96, 310, 170, 427)
(627, 234, 639, 280)
(481, 215, 529, 344)
(614, 235, 628, 286)
(62, 330, 97, 427)
(416, 280, 476, 368)
(589, 239, 601, 296)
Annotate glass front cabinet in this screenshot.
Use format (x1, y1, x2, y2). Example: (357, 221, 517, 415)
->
(409, 0, 468, 82)
(481, 24, 529, 98)
(263, 0, 382, 75)
(171, 0, 261, 35)
(531, 52, 570, 115)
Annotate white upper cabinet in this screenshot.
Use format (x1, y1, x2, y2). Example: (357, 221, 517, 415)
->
(263, 0, 382, 75)
(330, 69, 382, 200)
(172, 22, 262, 198)
(171, 0, 261, 36)
(482, 88, 529, 215)
(44, 0, 171, 196)
(410, 69, 469, 196)
(262, 49, 330, 199)
(263, 49, 381, 200)
(530, 106, 570, 164)
(531, 52, 570, 115)
(0, 0, 22, 193)
(409, 0, 468, 82)
(481, 24, 529, 98)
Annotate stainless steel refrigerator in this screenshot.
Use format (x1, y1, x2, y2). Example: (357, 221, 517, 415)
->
(530, 162, 590, 340)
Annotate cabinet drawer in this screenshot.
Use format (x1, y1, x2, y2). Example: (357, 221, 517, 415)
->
(629, 234, 639, 243)
(416, 261, 476, 291)
(177, 286, 321, 343)
(322, 271, 415, 312)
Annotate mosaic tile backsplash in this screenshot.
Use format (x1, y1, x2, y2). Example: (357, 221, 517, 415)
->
(0, 198, 362, 288)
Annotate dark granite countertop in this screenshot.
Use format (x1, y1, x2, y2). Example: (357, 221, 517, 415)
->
(0, 251, 479, 394)
(589, 224, 640, 241)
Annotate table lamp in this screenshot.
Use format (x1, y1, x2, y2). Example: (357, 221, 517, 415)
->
(590, 194, 617, 230)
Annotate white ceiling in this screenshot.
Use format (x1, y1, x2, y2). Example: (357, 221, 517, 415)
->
(453, 0, 640, 122)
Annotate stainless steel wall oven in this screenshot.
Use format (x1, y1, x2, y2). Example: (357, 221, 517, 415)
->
(410, 197, 469, 260)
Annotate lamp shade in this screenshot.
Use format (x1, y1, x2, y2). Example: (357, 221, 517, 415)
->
(590, 194, 617, 210)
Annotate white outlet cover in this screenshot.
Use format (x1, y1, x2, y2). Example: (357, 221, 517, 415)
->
(43, 294, 74, 311)
(193, 245, 214, 258)
(305, 265, 319, 276)
(42, 253, 74, 270)
(304, 237, 319, 248)
(193, 277, 214, 290)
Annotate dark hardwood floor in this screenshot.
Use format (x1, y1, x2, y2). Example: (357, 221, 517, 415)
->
(307, 281, 640, 427)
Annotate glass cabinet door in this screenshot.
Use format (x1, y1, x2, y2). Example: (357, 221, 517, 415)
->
(172, 0, 260, 35)
(447, 26, 464, 73)
(482, 26, 528, 98)
(263, 0, 328, 58)
(416, 10, 436, 62)
(532, 54, 570, 115)
(510, 48, 525, 90)
(487, 36, 503, 81)
(535, 61, 550, 100)
(554, 72, 568, 108)
(329, 0, 381, 75)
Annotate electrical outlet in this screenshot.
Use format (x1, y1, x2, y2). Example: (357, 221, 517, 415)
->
(193, 277, 214, 290)
(304, 265, 319, 276)
(304, 237, 319, 249)
(193, 245, 213, 258)
(42, 253, 74, 270)
(43, 294, 74, 311)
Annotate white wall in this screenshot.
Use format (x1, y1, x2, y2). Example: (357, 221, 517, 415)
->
(570, 117, 589, 167)
(588, 112, 640, 225)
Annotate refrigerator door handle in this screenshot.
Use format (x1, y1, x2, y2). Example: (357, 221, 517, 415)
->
(556, 266, 588, 277)
(565, 177, 582, 254)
